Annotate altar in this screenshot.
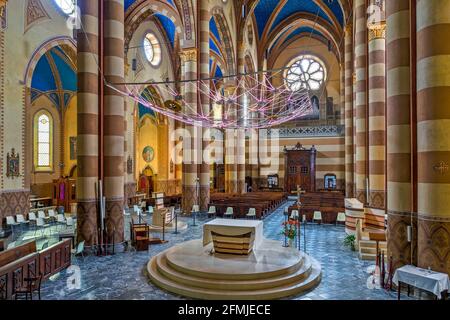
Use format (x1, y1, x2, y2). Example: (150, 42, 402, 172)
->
(203, 218, 264, 249)
(147, 218, 322, 299)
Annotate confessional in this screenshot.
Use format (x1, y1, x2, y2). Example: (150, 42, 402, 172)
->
(283, 143, 317, 193)
(52, 177, 76, 213)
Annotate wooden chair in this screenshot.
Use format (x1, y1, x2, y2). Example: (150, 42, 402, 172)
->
(13, 273, 43, 300)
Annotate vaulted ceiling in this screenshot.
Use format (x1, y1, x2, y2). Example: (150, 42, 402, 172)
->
(124, 0, 351, 73)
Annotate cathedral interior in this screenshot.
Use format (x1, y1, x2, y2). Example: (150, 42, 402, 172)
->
(0, 0, 449, 302)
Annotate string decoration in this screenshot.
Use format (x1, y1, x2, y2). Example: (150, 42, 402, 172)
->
(106, 68, 313, 129)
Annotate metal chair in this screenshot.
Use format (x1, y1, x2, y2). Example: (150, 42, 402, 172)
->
(207, 206, 216, 218)
(28, 212, 37, 226)
(66, 217, 75, 231)
(37, 210, 46, 220)
(47, 209, 57, 224)
(313, 211, 323, 224)
(246, 208, 256, 219)
(16, 214, 30, 229)
(224, 207, 234, 218)
(35, 218, 50, 238)
(71, 241, 85, 262)
(56, 214, 66, 231)
(336, 212, 346, 225)
(6, 216, 20, 238)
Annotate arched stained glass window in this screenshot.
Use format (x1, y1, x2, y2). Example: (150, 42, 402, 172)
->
(34, 111, 53, 171)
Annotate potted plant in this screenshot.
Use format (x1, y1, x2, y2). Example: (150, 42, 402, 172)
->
(281, 219, 299, 247)
(344, 234, 356, 251)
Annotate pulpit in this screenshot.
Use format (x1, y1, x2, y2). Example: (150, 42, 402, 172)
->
(284, 143, 316, 193)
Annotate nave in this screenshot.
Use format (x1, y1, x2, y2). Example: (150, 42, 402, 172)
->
(37, 202, 406, 300)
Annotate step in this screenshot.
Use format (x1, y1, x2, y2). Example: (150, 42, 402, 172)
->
(155, 252, 312, 291)
(165, 246, 305, 281)
(147, 256, 322, 300)
(359, 252, 388, 261)
(359, 240, 387, 248)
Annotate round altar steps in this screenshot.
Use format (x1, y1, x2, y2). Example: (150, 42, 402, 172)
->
(146, 239, 322, 300)
(155, 252, 311, 291)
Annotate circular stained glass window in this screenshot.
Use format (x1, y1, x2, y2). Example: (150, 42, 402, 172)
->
(143, 33, 162, 66)
(54, 0, 76, 15)
(285, 55, 326, 91)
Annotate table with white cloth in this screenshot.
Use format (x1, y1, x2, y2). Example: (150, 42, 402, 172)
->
(393, 265, 450, 300)
(203, 218, 264, 250)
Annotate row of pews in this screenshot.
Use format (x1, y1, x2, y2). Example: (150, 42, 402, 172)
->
(288, 191, 345, 223)
(210, 192, 288, 219)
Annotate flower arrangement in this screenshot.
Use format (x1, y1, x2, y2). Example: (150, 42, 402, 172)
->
(281, 219, 299, 239)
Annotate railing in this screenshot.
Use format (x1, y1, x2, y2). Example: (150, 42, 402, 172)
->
(264, 125, 345, 138)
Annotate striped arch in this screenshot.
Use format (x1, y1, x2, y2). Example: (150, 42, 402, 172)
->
(211, 7, 236, 75)
(210, 51, 226, 77)
(23, 36, 76, 89)
(125, 0, 184, 51)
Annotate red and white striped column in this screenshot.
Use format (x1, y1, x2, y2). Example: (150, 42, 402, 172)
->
(354, 0, 368, 204)
(386, 0, 415, 269)
(198, 1, 210, 209)
(181, 48, 199, 213)
(344, 22, 355, 198)
(76, 0, 99, 246)
(416, 0, 450, 275)
(237, 41, 246, 193)
(103, 0, 125, 244)
(367, 16, 386, 209)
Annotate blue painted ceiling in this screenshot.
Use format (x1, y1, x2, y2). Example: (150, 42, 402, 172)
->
(154, 13, 176, 48)
(31, 46, 76, 109)
(254, 0, 344, 47)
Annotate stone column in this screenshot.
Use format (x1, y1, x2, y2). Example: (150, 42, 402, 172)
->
(103, 0, 125, 244)
(181, 48, 199, 213)
(354, 0, 368, 204)
(367, 19, 386, 209)
(76, 0, 99, 246)
(237, 41, 246, 193)
(198, 1, 210, 210)
(417, 0, 450, 275)
(386, 0, 415, 269)
(344, 23, 355, 198)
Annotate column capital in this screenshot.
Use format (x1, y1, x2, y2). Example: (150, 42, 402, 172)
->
(345, 23, 353, 34)
(368, 21, 386, 40)
(180, 48, 198, 62)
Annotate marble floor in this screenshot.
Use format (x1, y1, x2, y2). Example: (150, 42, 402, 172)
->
(37, 201, 405, 300)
